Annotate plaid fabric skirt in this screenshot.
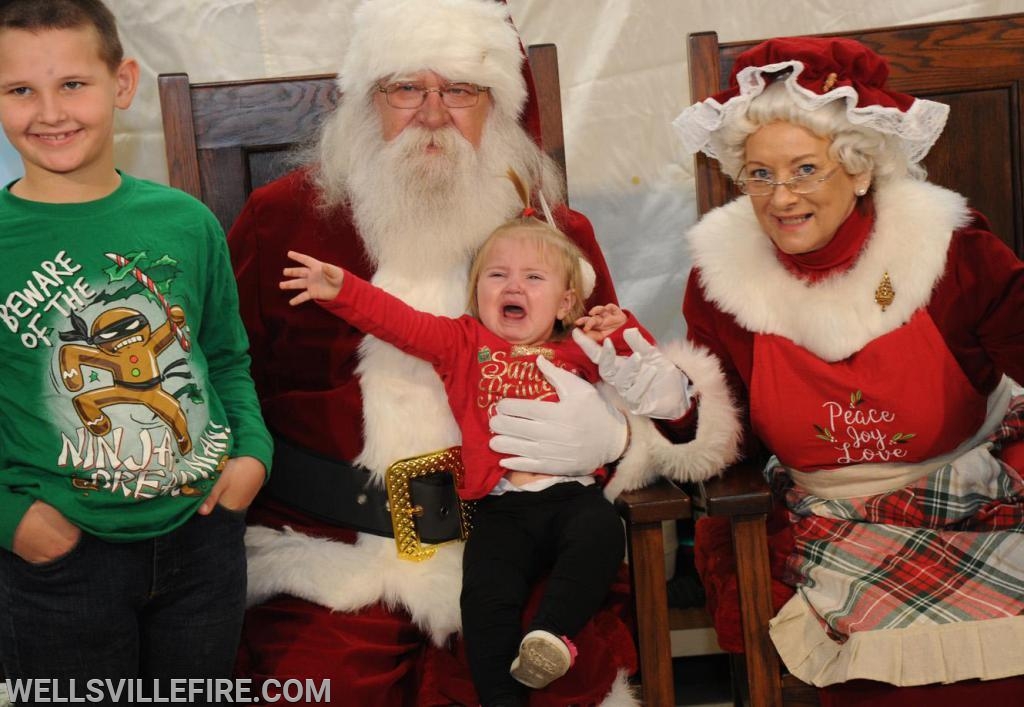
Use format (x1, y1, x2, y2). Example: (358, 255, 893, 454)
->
(767, 391, 1024, 686)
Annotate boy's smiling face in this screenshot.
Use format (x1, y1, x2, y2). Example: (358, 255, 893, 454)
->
(0, 26, 137, 199)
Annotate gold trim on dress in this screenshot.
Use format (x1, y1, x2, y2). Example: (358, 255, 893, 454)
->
(510, 344, 554, 359)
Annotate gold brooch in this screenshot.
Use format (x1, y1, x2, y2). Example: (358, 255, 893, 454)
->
(874, 271, 895, 311)
(822, 72, 838, 92)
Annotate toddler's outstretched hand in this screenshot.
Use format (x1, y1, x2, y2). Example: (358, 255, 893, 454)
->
(280, 250, 345, 305)
(575, 303, 627, 341)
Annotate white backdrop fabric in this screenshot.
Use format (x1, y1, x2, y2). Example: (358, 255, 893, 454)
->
(3, 0, 1021, 341)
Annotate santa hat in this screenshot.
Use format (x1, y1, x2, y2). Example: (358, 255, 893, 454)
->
(673, 36, 949, 164)
(340, 0, 528, 123)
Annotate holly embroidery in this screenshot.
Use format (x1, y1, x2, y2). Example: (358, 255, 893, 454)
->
(814, 390, 917, 463)
(814, 425, 836, 443)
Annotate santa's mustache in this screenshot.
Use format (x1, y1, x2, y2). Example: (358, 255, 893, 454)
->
(396, 125, 462, 153)
(383, 125, 472, 174)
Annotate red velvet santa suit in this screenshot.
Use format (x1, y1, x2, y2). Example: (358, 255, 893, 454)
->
(685, 178, 1024, 704)
(229, 169, 644, 706)
(225, 0, 744, 700)
(227, 169, 739, 707)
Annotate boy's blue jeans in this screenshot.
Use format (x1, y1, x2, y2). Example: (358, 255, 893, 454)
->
(0, 504, 246, 692)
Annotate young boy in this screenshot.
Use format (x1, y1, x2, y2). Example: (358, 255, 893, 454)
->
(0, 0, 271, 693)
(281, 210, 658, 705)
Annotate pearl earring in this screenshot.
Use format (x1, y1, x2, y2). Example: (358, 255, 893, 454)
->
(856, 186, 868, 196)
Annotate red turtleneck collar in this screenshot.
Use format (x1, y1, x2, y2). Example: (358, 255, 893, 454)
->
(776, 197, 875, 282)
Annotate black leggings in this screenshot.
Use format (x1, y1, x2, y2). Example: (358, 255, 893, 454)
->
(460, 482, 625, 704)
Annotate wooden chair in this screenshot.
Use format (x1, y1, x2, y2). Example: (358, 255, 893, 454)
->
(158, 43, 691, 707)
(687, 13, 1024, 707)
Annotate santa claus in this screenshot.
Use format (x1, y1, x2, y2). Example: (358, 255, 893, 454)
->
(228, 0, 739, 704)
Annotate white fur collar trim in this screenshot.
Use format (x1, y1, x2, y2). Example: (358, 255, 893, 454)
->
(688, 179, 970, 361)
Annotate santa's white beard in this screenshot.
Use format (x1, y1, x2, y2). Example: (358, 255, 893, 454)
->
(346, 116, 528, 282)
(333, 114, 533, 475)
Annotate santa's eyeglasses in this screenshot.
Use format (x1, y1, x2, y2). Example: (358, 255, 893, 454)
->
(377, 81, 490, 109)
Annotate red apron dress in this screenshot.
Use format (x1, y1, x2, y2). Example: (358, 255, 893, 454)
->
(751, 309, 986, 471)
(746, 309, 1024, 687)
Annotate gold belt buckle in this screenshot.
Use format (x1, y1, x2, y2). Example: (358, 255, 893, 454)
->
(385, 446, 474, 562)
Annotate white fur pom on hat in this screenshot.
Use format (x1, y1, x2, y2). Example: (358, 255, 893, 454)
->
(340, 0, 527, 122)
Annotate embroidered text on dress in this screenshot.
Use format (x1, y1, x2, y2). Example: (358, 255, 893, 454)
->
(477, 350, 559, 413)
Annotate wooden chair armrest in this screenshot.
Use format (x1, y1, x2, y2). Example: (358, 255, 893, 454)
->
(695, 460, 772, 517)
(614, 476, 691, 523)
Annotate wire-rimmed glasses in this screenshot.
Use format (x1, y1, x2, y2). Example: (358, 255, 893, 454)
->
(735, 166, 841, 196)
(377, 81, 490, 109)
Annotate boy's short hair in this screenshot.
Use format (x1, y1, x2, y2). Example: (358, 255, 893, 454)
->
(467, 218, 591, 335)
(0, 0, 123, 71)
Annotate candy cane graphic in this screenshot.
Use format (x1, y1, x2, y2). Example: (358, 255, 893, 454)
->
(104, 252, 191, 352)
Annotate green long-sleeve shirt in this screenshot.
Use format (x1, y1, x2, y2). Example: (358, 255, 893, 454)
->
(0, 173, 272, 549)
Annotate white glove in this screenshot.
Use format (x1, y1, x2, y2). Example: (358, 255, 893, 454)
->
(573, 327, 692, 420)
(488, 355, 628, 474)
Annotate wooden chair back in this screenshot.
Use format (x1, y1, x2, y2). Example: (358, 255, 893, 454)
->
(159, 72, 337, 233)
(159, 44, 690, 707)
(689, 13, 1024, 257)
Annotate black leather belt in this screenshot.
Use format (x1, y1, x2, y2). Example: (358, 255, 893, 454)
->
(266, 434, 466, 544)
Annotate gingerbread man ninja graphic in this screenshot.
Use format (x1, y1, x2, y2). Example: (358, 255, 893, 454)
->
(58, 305, 193, 454)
